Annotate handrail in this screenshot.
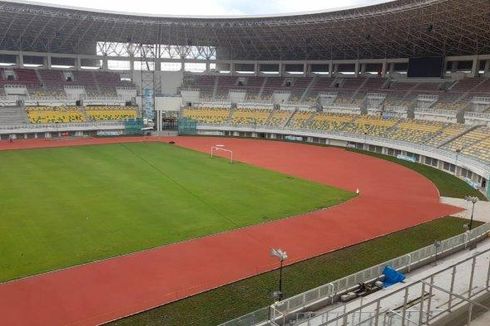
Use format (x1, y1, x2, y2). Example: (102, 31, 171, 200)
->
(219, 223, 490, 326)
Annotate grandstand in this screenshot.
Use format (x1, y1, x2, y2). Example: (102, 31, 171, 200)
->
(1, 0, 490, 325)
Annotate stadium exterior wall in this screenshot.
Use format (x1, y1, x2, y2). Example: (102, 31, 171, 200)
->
(195, 124, 490, 197)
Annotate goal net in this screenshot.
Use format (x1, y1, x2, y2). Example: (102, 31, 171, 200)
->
(210, 145, 233, 163)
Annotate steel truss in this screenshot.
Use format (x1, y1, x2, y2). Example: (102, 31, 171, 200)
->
(0, 0, 489, 60)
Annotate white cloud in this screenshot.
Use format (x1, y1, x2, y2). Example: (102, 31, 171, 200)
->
(23, 0, 381, 16)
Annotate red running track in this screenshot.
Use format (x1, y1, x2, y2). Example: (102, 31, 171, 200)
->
(0, 137, 461, 325)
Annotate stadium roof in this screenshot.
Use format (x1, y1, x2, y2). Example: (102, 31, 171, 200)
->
(0, 0, 489, 61)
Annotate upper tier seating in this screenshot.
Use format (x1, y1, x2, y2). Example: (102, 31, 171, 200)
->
(0, 68, 136, 99)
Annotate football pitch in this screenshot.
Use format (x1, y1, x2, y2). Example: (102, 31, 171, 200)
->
(0, 142, 353, 282)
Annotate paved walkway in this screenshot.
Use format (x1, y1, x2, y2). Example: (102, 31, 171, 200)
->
(441, 197, 490, 223)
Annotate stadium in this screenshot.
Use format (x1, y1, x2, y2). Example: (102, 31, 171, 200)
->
(1, 0, 490, 325)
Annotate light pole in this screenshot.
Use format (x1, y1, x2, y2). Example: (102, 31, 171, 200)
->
(465, 196, 478, 230)
(271, 248, 288, 301)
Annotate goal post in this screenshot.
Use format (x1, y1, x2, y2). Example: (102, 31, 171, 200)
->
(210, 145, 233, 163)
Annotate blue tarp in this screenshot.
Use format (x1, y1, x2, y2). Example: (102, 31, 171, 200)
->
(383, 266, 405, 287)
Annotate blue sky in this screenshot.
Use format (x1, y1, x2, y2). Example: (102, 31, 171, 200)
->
(26, 0, 380, 16)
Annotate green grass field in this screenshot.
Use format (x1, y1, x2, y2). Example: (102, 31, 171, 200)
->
(0, 142, 353, 282)
(111, 216, 478, 326)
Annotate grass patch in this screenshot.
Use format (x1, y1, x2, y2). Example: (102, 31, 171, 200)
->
(0, 142, 353, 282)
(110, 216, 478, 326)
(347, 148, 486, 200)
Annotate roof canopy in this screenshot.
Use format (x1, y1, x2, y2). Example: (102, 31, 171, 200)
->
(0, 0, 489, 60)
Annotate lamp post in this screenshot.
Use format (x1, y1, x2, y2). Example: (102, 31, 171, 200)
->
(271, 248, 288, 301)
(465, 195, 478, 230)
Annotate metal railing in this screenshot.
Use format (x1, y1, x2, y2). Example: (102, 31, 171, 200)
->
(220, 223, 490, 326)
(305, 247, 490, 326)
(0, 121, 124, 132)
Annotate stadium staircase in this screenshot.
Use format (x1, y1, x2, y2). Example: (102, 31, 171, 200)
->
(0, 106, 28, 125)
(401, 83, 420, 101)
(300, 76, 318, 102)
(264, 109, 276, 125)
(350, 76, 370, 101)
(454, 78, 490, 104)
(212, 76, 219, 99)
(226, 105, 235, 124)
(258, 77, 268, 99)
(91, 71, 101, 94)
(34, 70, 44, 87)
(282, 109, 297, 128)
(301, 111, 317, 129)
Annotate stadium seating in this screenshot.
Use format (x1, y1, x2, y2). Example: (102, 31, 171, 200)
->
(288, 110, 315, 129)
(231, 108, 271, 126)
(181, 106, 230, 124)
(426, 123, 468, 146)
(310, 112, 356, 131)
(385, 119, 446, 143)
(0, 68, 136, 99)
(266, 110, 293, 127)
(443, 127, 490, 152)
(343, 115, 399, 137)
(462, 133, 490, 162)
(26, 106, 85, 124)
(85, 106, 138, 121)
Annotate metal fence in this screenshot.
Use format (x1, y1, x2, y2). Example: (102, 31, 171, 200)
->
(220, 223, 490, 326)
(304, 247, 490, 326)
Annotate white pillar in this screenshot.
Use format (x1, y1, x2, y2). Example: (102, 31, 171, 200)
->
(17, 54, 24, 68)
(303, 63, 308, 76)
(45, 55, 52, 69)
(328, 61, 333, 76)
(451, 61, 458, 73)
(484, 60, 490, 77)
(354, 61, 360, 77)
(75, 56, 81, 70)
(102, 57, 108, 70)
(154, 60, 161, 72)
(157, 110, 162, 132)
(471, 57, 479, 77)
(360, 63, 367, 74)
(389, 62, 395, 75)
(381, 61, 387, 77)
(254, 62, 259, 76)
(129, 56, 135, 72)
(279, 62, 285, 77)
